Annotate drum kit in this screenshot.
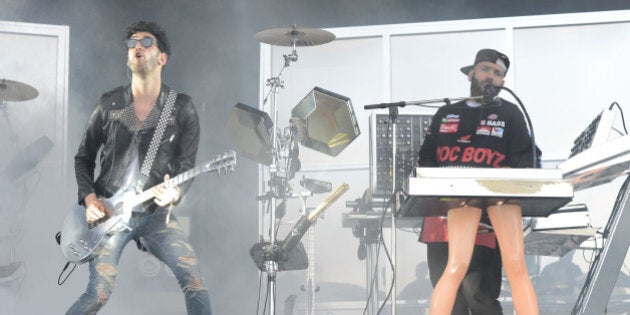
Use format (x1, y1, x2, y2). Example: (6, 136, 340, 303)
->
(243, 25, 348, 315)
(0, 78, 42, 293)
(0, 77, 51, 179)
(254, 25, 335, 47)
(0, 78, 39, 103)
(0, 78, 39, 150)
(230, 25, 359, 164)
(254, 24, 335, 70)
(0, 77, 41, 199)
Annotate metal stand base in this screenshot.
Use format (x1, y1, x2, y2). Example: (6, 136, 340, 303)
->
(250, 241, 309, 272)
(572, 175, 630, 314)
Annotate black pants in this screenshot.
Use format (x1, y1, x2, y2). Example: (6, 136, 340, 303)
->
(427, 242, 503, 315)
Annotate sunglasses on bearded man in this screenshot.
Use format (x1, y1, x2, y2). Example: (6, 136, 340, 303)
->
(125, 37, 157, 49)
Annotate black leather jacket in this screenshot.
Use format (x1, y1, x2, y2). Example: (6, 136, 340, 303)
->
(74, 84, 200, 206)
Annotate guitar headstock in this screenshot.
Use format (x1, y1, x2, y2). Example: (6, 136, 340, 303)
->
(202, 150, 237, 175)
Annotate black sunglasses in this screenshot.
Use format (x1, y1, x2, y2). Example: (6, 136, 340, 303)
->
(125, 37, 157, 49)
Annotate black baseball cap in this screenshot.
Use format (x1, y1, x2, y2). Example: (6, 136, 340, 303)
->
(460, 49, 510, 76)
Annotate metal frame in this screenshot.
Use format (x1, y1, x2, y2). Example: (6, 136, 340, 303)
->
(0, 20, 69, 180)
(572, 175, 630, 314)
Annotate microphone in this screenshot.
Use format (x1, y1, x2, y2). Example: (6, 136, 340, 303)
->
(363, 101, 406, 110)
(483, 83, 500, 102)
(300, 177, 332, 194)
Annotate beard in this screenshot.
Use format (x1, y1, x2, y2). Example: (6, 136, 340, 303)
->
(127, 53, 159, 77)
(470, 75, 499, 101)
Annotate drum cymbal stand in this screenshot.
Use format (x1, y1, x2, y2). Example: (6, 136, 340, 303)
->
(257, 38, 300, 315)
(0, 98, 20, 151)
(253, 25, 335, 314)
(0, 78, 38, 151)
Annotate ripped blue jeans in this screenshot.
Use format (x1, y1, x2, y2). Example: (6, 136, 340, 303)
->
(66, 208, 212, 315)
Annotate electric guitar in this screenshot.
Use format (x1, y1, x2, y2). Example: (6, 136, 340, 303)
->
(60, 150, 236, 263)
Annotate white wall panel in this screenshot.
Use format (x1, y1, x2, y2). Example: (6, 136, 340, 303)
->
(259, 10, 630, 313)
(391, 29, 506, 106)
(0, 20, 70, 314)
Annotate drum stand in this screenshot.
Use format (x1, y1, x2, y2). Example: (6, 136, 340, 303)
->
(0, 78, 39, 150)
(0, 100, 25, 295)
(0, 79, 40, 294)
(255, 45, 301, 315)
(249, 25, 337, 314)
(1, 99, 20, 151)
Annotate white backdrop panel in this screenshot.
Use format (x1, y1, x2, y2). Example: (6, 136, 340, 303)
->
(391, 29, 507, 105)
(514, 21, 630, 159)
(0, 20, 70, 314)
(260, 10, 630, 313)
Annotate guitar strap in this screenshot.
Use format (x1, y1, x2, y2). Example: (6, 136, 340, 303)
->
(140, 89, 178, 177)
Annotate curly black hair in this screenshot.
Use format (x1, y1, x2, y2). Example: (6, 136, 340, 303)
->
(125, 21, 171, 56)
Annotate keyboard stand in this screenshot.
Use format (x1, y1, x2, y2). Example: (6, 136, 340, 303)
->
(572, 175, 630, 314)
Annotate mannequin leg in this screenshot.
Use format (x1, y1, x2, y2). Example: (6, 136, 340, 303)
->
(427, 242, 471, 315)
(487, 204, 538, 315)
(429, 207, 481, 315)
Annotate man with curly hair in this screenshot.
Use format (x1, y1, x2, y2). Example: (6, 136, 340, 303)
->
(67, 21, 211, 314)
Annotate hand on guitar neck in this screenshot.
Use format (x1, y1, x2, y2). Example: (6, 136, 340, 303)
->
(84, 174, 180, 224)
(151, 174, 181, 207)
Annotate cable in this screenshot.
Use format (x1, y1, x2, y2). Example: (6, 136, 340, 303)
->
(57, 262, 77, 285)
(610, 102, 628, 135)
(376, 193, 398, 314)
(361, 190, 399, 315)
(361, 190, 389, 314)
(499, 86, 538, 167)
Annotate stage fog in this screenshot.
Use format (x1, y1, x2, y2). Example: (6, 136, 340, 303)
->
(1, 1, 630, 314)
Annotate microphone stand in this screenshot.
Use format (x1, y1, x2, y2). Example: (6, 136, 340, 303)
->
(363, 103, 402, 315)
(390, 105, 398, 315)
(363, 96, 477, 110)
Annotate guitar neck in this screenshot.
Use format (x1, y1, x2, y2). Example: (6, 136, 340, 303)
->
(128, 165, 207, 208)
(121, 151, 235, 209)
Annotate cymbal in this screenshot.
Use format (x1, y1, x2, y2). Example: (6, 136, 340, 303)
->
(0, 79, 38, 102)
(255, 25, 335, 47)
